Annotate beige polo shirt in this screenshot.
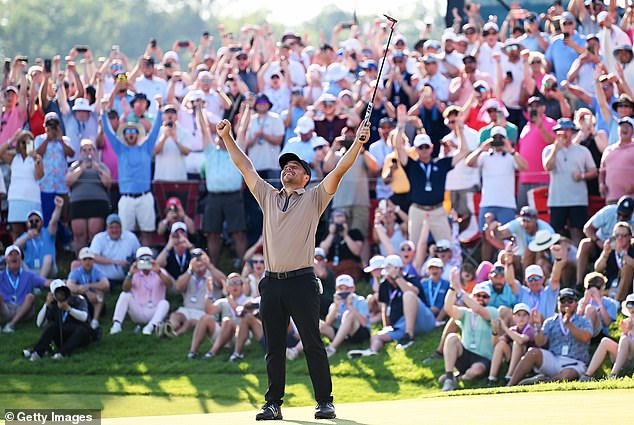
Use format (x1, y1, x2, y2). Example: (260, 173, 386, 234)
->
(253, 178, 332, 272)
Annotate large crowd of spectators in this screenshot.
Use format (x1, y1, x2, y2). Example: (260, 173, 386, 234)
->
(0, 1, 634, 391)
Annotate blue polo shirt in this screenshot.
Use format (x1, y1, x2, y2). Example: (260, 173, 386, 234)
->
(517, 283, 559, 319)
(404, 156, 453, 206)
(0, 268, 46, 305)
(68, 266, 107, 286)
(487, 280, 517, 308)
(545, 32, 587, 83)
(20, 230, 56, 271)
(101, 112, 162, 194)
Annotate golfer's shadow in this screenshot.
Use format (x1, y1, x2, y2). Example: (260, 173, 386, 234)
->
(282, 419, 365, 425)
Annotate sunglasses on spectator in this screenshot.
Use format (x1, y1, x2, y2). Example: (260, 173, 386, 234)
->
(400, 247, 413, 252)
(251, 259, 265, 264)
(485, 31, 498, 36)
(527, 276, 542, 283)
(394, 59, 404, 64)
(323, 101, 335, 107)
(124, 128, 138, 135)
(627, 302, 634, 309)
(237, 55, 248, 60)
(463, 59, 476, 64)
(111, 64, 123, 71)
(228, 279, 243, 286)
(562, 21, 574, 26)
(615, 232, 631, 238)
(530, 60, 542, 65)
(543, 81, 557, 88)
(505, 45, 519, 52)
(474, 293, 490, 299)
(602, 84, 612, 91)
(486, 108, 498, 114)
(492, 266, 505, 275)
(417, 145, 431, 150)
(313, 145, 324, 151)
(559, 297, 576, 304)
(465, 29, 476, 35)
(447, 120, 456, 125)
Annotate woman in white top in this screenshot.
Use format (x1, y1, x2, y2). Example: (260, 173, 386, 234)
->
(153, 105, 191, 181)
(0, 130, 44, 241)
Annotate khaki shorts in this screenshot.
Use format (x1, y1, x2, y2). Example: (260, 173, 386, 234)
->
(535, 349, 586, 377)
(175, 307, 205, 321)
(0, 303, 19, 322)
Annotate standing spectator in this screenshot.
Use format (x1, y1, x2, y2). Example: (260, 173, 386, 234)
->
(0, 83, 27, 144)
(319, 210, 364, 281)
(153, 104, 191, 182)
(418, 55, 450, 104)
(476, 22, 504, 81)
(369, 118, 396, 201)
(517, 96, 556, 209)
(67, 247, 110, 330)
(572, 108, 607, 199)
(314, 93, 347, 144)
(281, 116, 327, 182)
(134, 57, 167, 117)
(90, 213, 141, 285)
(594, 222, 634, 301)
(441, 277, 500, 391)
(545, 12, 587, 84)
(408, 85, 449, 158)
(123, 93, 153, 132)
(246, 93, 285, 181)
(543, 118, 597, 244)
(0, 130, 43, 242)
(34, 112, 75, 225)
(59, 97, 99, 163)
(396, 125, 467, 245)
(100, 101, 163, 246)
(110, 247, 172, 335)
(65, 139, 111, 252)
(508, 289, 593, 386)
(599, 117, 634, 204)
(14, 197, 63, 278)
(0, 245, 46, 333)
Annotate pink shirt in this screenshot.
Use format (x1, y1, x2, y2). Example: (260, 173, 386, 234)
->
(0, 106, 27, 144)
(101, 135, 119, 181)
(518, 116, 556, 184)
(601, 142, 634, 203)
(131, 271, 167, 307)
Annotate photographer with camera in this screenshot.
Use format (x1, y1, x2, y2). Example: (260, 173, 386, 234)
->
(25, 279, 95, 361)
(15, 196, 64, 278)
(109, 246, 172, 335)
(319, 209, 364, 281)
(594, 222, 634, 302)
(0, 245, 47, 333)
(156, 222, 193, 279)
(156, 197, 194, 241)
(65, 139, 112, 252)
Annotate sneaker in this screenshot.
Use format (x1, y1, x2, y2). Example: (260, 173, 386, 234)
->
(607, 373, 618, 380)
(187, 352, 198, 360)
(52, 353, 63, 360)
(579, 374, 595, 382)
(347, 348, 377, 359)
(3, 323, 15, 333)
(314, 401, 336, 419)
(29, 352, 41, 362)
(325, 345, 336, 358)
(438, 372, 459, 385)
(164, 322, 176, 337)
(22, 348, 32, 359)
(518, 373, 549, 386)
(229, 352, 244, 362)
(203, 352, 215, 360)
(286, 347, 299, 361)
(110, 322, 122, 335)
(255, 402, 282, 421)
(422, 350, 442, 364)
(90, 319, 100, 330)
(395, 333, 414, 350)
(142, 323, 154, 335)
(503, 376, 511, 386)
(486, 378, 497, 387)
(441, 377, 457, 392)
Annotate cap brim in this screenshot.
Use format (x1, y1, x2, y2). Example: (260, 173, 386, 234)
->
(278, 152, 311, 177)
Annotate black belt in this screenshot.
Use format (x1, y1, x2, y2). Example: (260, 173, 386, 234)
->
(121, 190, 151, 198)
(265, 267, 313, 280)
(412, 202, 443, 211)
(208, 190, 241, 195)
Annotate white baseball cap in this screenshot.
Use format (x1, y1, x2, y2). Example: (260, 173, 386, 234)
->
(384, 254, 403, 268)
(364, 255, 385, 273)
(4, 245, 21, 256)
(472, 282, 491, 297)
(491, 126, 507, 138)
(78, 247, 95, 260)
(525, 264, 544, 278)
(427, 257, 444, 269)
(136, 246, 153, 259)
(335, 274, 355, 288)
(413, 134, 432, 147)
(294, 116, 315, 134)
(170, 221, 187, 234)
(513, 302, 531, 314)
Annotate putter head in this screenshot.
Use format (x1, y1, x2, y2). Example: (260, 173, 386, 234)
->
(383, 14, 398, 25)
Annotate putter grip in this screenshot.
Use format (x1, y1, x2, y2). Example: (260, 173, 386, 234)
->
(359, 103, 374, 141)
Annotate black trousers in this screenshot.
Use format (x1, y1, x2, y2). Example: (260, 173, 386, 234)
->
(259, 272, 333, 404)
(34, 322, 92, 356)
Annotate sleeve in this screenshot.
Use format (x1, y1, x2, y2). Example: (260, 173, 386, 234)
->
(89, 233, 103, 253)
(252, 178, 276, 209)
(542, 316, 555, 339)
(476, 152, 486, 168)
(523, 325, 536, 343)
(31, 273, 46, 289)
(544, 42, 554, 62)
(271, 115, 285, 136)
(583, 147, 596, 172)
(576, 316, 593, 334)
(70, 296, 90, 322)
(101, 114, 124, 154)
(144, 111, 163, 152)
(314, 182, 335, 216)
(378, 282, 388, 304)
(487, 306, 500, 321)
(589, 207, 607, 229)
(67, 268, 79, 282)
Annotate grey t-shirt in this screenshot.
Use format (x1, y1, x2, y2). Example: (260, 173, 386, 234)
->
(68, 162, 110, 203)
(542, 143, 596, 207)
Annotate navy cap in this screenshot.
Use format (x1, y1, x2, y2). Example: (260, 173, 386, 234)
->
(553, 118, 578, 132)
(617, 196, 634, 216)
(278, 152, 311, 184)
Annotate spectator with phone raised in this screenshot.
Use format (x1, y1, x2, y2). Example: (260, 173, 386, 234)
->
(594, 221, 634, 301)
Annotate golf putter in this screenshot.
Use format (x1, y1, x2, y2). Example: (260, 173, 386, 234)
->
(359, 14, 398, 142)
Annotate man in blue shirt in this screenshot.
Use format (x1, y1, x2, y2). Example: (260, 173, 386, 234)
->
(280, 116, 328, 182)
(420, 257, 450, 323)
(101, 102, 162, 246)
(67, 247, 110, 330)
(396, 125, 468, 245)
(545, 12, 587, 83)
(0, 245, 47, 332)
(508, 288, 593, 385)
(15, 197, 63, 278)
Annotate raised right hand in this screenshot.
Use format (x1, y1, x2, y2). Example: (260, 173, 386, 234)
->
(216, 119, 232, 139)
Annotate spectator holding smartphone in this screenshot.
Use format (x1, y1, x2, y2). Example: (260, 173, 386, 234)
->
(594, 222, 634, 301)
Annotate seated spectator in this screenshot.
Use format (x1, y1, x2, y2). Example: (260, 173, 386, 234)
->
(67, 247, 110, 330)
(363, 255, 385, 325)
(440, 278, 500, 391)
(230, 292, 263, 362)
(580, 293, 634, 380)
(187, 273, 250, 359)
(313, 247, 336, 319)
(577, 196, 634, 287)
(347, 255, 434, 357)
(90, 213, 141, 285)
(14, 196, 63, 278)
(420, 258, 450, 323)
(508, 289, 593, 386)
(594, 222, 634, 301)
(0, 245, 46, 333)
(156, 222, 193, 280)
(0, 130, 43, 242)
(317, 275, 371, 358)
(65, 139, 112, 252)
(486, 261, 518, 310)
(508, 262, 559, 322)
(319, 209, 364, 281)
(577, 272, 619, 339)
(109, 247, 172, 335)
(162, 249, 225, 337)
(156, 197, 195, 241)
(488, 303, 535, 386)
(153, 104, 191, 182)
(24, 280, 95, 361)
(241, 252, 266, 298)
(372, 199, 408, 256)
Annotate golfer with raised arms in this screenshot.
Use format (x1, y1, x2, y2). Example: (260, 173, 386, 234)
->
(216, 118, 370, 420)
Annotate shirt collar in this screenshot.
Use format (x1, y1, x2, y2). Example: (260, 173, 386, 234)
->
(279, 187, 306, 196)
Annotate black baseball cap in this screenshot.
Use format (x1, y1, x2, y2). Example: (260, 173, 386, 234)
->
(559, 288, 579, 301)
(278, 152, 312, 179)
(617, 196, 634, 216)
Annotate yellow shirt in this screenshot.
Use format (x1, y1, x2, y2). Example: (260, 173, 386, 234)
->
(381, 147, 418, 195)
